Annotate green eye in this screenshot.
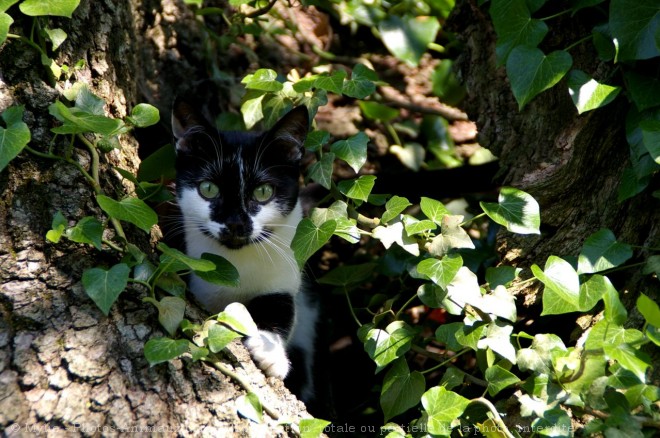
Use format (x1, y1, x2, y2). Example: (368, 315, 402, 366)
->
(253, 184, 274, 202)
(198, 181, 220, 199)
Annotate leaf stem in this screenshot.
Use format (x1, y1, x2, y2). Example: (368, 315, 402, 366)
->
(385, 121, 402, 147)
(598, 261, 647, 275)
(470, 398, 516, 438)
(564, 35, 592, 52)
(344, 287, 362, 327)
(421, 348, 471, 375)
(460, 212, 487, 227)
(539, 9, 572, 21)
(394, 293, 419, 320)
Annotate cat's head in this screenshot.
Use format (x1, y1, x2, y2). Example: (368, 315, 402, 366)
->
(172, 98, 309, 250)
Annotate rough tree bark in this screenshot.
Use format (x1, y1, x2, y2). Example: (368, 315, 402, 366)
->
(447, 0, 660, 318)
(0, 1, 309, 435)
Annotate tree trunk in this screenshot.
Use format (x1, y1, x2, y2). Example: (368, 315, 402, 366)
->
(447, 0, 659, 318)
(0, 1, 309, 435)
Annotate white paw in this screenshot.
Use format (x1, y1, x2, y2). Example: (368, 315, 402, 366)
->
(243, 330, 290, 380)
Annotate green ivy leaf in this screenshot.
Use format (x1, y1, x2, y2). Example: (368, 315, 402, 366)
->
(48, 101, 124, 136)
(490, 0, 548, 64)
(637, 293, 660, 326)
(44, 27, 67, 51)
(364, 321, 416, 370)
(455, 323, 487, 351)
(486, 265, 522, 288)
(82, 263, 130, 315)
(306, 152, 334, 189)
(428, 215, 475, 256)
(65, 216, 103, 250)
(261, 94, 293, 129)
(359, 101, 399, 123)
(0, 12, 12, 46)
(624, 71, 660, 112)
(318, 263, 376, 287)
(373, 219, 420, 256)
(477, 321, 517, 363)
(0, 105, 31, 172)
(533, 256, 581, 315)
(303, 130, 330, 152)
(155, 272, 186, 297)
(96, 194, 157, 233)
(46, 211, 67, 243)
(20, 0, 80, 17)
(337, 175, 377, 202)
(417, 253, 463, 289)
(157, 242, 216, 273)
(603, 344, 651, 383)
(144, 337, 190, 366)
(532, 408, 573, 438)
(417, 283, 448, 308)
(609, 0, 660, 61)
(137, 143, 176, 182)
(389, 143, 426, 171)
(402, 215, 436, 236)
(380, 358, 426, 422)
(586, 319, 644, 350)
(378, 15, 440, 67)
(291, 218, 336, 269)
(330, 132, 369, 173)
(444, 266, 484, 315)
(603, 280, 627, 324)
(381, 196, 412, 224)
(314, 70, 347, 94)
(506, 47, 572, 110)
(578, 275, 609, 312)
(310, 200, 360, 243)
(420, 197, 450, 224)
(241, 68, 283, 92)
(216, 302, 259, 337)
(480, 186, 541, 234)
(207, 323, 241, 353)
(567, 70, 622, 114)
(195, 253, 240, 287)
(422, 386, 470, 435)
(643, 255, 660, 276)
(127, 103, 160, 128)
(435, 323, 463, 352)
(342, 64, 378, 99)
(241, 90, 266, 129)
(640, 120, 660, 164)
(485, 364, 521, 396)
(481, 285, 517, 322)
(299, 418, 331, 438)
(144, 296, 186, 336)
(236, 392, 263, 424)
(577, 228, 633, 274)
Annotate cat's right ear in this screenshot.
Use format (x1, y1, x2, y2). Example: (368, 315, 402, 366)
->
(171, 97, 210, 151)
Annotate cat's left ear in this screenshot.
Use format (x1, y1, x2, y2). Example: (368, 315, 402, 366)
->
(265, 106, 309, 162)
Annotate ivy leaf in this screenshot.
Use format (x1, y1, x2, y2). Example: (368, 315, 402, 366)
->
(603, 344, 651, 383)
(359, 101, 399, 123)
(422, 386, 470, 435)
(82, 263, 130, 315)
(261, 94, 293, 129)
(49, 101, 124, 136)
(640, 120, 660, 164)
(480, 186, 541, 234)
(155, 273, 186, 297)
(157, 242, 216, 273)
(389, 143, 425, 171)
(291, 218, 336, 269)
(144, 296, 186, 336)
(307, 152, 335, 189)
(567, 70, 622, 114)
(481, 285, 517, 322)
(380, 358, 426, 422)
(240, 90, 266, 129)
(477, 321, 517, 363)
(313, 70, 347, 95)
(577, 228, 633, 274)
(381, 196, 412, 224)
(137, 143, 176, 182)
(196, 253, 240, 287)
(506, 47, 572, 110)
(402, 215, 436, 236)
(127, 103, 160, 128)
(44, 27, 67, 51)
(46, 211, 67, 243)
(637, 293, 660, 326)
(420, 197, 450, 224)
(578, 275, 609, 312)
(310, 200, 359, 243)
(337, 175, 377, 202)
(19, 0, 80, 17)
(486, 266, 522, 288)
(342, 64, 378, 99)
(303, 130, 330, 152)
(0, 105, 31, 172)
(216, 302, 259, 337)
(65, 216, 103, 250)
(318, 263, 376, 287)
(624, 71, 660, 112)
(485, 365, 521, 396)
(533, 256, 580, 315)
(236, 392, 263, 424)
(331, 132, 369, 173)
(144, 337, 190, 366)
(373, 219, 420, 256)
(490, 0, 548, 64)
(96, 195, 157, 233)
(435, 323, 463, 352)
(417, 283, 448, 308)
(444, 266, 483, 315)
(299, 419, 331, 438)
(609, 0, 660, 61)
(417, 253, 463, 289)
(378, 15, 440, 67)
(241, 68, 283, 92)
(364, 321, 416, 370)
(532, 408, 573, 438)
(207, 323, 241, 353)
(428, 215, 475, 256)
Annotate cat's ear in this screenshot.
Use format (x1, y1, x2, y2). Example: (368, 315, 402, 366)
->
(171, 96, 212, 148)
(265, 106, 309, 162)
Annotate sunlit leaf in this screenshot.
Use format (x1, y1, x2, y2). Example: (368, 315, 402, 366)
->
(82, 263, 130, 315)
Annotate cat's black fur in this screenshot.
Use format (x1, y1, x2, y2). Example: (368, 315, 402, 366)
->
(172, 98, 318, 403)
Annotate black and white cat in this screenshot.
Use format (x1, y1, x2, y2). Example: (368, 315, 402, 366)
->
(171, 99, 317, 402)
